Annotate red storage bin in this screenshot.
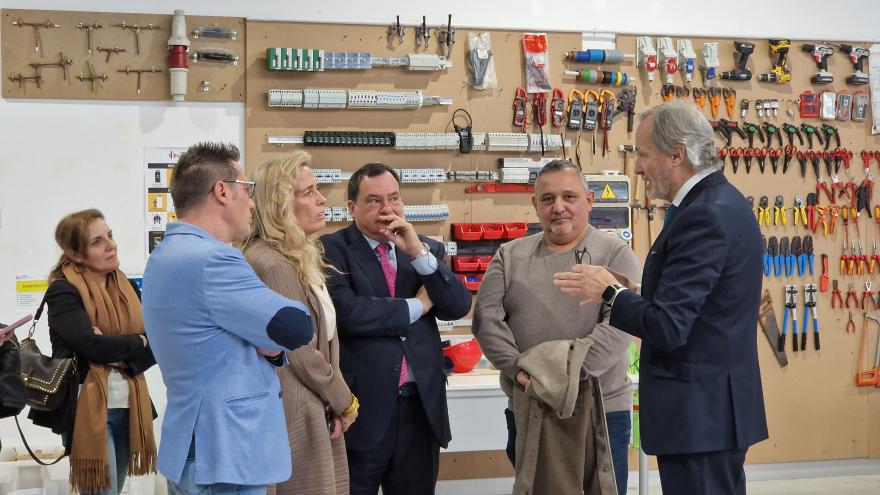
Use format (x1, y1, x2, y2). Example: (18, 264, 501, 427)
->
(482, 223, 504, 240)
(452, 223, 483, 241)
(503, 222, 528, 239)
(452, 256, 480, 272)
(475, 256, 494, 272)
(457, 273, 483, 291)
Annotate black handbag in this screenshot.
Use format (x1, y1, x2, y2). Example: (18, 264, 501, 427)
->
(17, 295, 77, 412)
(0, 333, 26, 418)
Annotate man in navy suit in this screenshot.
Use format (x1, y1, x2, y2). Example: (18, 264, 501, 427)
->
(554, 101, 768, 494)
(321, 163, 472, 495)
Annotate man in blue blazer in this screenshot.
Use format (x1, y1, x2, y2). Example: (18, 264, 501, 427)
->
(321, 163, 472, 495)
(143, 143, 314, 494)
(555, 102, 768, 494)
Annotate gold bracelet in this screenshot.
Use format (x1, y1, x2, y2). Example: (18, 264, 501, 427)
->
(341, 395, 359, 417)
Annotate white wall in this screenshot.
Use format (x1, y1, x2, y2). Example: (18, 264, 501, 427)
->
(1, 0, 877, 456)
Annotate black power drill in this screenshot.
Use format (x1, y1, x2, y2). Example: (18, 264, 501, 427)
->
(801, 44, 834, 84)
(721, 41, 755, 80)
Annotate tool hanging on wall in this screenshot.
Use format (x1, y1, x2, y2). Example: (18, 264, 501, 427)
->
(635, 36, 657, 81)
(76, 61, 108, 93)
(834, 44, 870, 85)
(758, 289, 789, 367)
(599, 89, 616, 156)
(721, 41, 754, 80)
(617, 86, 637, 133)
(192, 48, 239, 65)
(387, 16, 405, 45)
(802, 283, 820, 351)
(779, 284, 798, 353)
(438, 15, 455, 58)
(724, 88, 737, 118)
(167, 10, 190, 102)
(583, 89, 600, 154)
(8, 72, 42, 90)
(533, 92, 548, 127)
(414, 16, 430, 50)
(96, 44, 126, 63)
(801, 43, 834, 84)
(10, 18, 60, 55)
(758, 39, 791, 84)
(28, 52, 72, 81)
(512, 87, 529, 131)
(112, 20, 163, 55)
(550, 88, 565, 128)
(677, 39, 696, 83)
(76, 22, 102, 55)
(117, 66, 163, 95)
(856, 313, 880, 386)
(700, 42, 719, 82)
(782, 123, 803, 146)
(192, 25, 238, 39)
(656, 37, 677, 84)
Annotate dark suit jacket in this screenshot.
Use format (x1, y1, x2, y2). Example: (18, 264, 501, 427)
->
(321, 224, 472, 451)
(611, 171, 768, 456)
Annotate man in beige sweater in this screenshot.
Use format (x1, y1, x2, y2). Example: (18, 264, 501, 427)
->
(473, 160, 641, 494)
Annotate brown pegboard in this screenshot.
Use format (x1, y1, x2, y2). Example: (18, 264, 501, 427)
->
(2, 9, 245, 101)
(245, 20, 880, 465)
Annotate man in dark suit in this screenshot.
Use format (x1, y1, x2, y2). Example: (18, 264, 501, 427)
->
(554, 101, 768, 494)
(321, 163, 472, 495)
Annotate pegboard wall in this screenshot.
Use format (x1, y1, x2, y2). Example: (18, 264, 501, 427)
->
(2, 9, 245, 101)
(244, 21, 880, 465)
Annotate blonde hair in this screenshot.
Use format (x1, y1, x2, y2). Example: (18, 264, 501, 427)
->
(49, 209, 105, 283)
(244, 152, 329, 287)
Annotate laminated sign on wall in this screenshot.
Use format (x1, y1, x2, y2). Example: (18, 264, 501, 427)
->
(144, 147, 184, 256)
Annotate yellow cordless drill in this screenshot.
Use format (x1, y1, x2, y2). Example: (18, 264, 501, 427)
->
(758, 39, 791, 84)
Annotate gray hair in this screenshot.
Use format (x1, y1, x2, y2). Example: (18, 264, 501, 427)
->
(640, 101, 719, 173)
(535, 159, 590, 191)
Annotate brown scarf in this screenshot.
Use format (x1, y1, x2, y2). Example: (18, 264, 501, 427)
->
(61, 263, 156, 492)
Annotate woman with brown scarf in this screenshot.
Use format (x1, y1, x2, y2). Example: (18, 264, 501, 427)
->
(29, 209, 157, 494)
(243, 153, 358, 495)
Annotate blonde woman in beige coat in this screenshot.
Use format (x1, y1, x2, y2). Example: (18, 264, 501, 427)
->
(243, 152, 359, 495)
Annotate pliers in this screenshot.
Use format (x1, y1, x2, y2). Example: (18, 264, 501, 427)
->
(870, 239, 879, 274)
(723, 88, 736, 118)
(780, 284, 799, 353)
(862, 282, 877, 311)
(773, 194, 787, 226)
(757, 195, 771, 226)
(797, 150, 808, 178)
(768, 147, 782, 174)
(802, 283, 819, 351)
(831, 280, 844, 309)
(789, 236, 801, 277)
(793, 196, 807, 227)
(708, 87, 721, 118)
(764, 236, 778, 277)
(783, 145, 797, 174)
(846, 282, 859, 309)
(777, 236, 789, 277)
(805, 193, 818, 231)
(803, 235, 815, 275)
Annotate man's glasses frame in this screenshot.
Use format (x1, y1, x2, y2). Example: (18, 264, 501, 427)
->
(222, 179, 256, 198)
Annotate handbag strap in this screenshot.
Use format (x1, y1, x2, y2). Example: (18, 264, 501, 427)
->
(25, 293, 49, 341)
(14, 415, 67, 465)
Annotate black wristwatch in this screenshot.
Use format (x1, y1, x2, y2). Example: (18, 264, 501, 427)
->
(602, 284, 626, 306)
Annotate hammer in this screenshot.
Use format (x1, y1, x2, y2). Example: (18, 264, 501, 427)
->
(618, 144, 636, 176)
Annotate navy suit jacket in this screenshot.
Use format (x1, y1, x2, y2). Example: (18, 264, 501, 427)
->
(321, 224, 472, 450)
(611, 171, 768, 456)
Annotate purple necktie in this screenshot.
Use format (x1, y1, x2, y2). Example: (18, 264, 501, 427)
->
(376, 243, 409, 387)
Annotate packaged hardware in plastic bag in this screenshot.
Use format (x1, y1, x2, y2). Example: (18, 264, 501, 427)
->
(467, 32, 497, 90)
(523, 33, 551, 93)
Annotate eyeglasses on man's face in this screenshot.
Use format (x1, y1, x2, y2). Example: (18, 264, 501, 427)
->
(223, 179, 256, 199)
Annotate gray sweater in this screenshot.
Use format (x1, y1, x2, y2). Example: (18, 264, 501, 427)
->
(473, 227, 642, 413)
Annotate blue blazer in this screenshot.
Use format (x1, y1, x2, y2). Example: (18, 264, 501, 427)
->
(143, 223, 313, 485)
(611, 172, 768, 455)
(320, 224, 472, 451)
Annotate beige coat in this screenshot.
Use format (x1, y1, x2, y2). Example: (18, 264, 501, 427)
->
(245, 240, 353, 495)
(512, 338, 617, 495)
